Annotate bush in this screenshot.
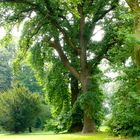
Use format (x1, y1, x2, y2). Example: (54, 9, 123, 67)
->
(44, 110, 71, 133)
(108, 66, 140, 137)
(0, 86, 41, 133)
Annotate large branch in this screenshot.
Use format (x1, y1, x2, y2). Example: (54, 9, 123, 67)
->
(91, 42, 115, 69)
(77, 4, 87, 73)
(89, 33, 122, 72)
(56, 25, 81, 55)
(49, 19, 80, 56)
(50, 39, 80, 80)
(44, 0, 80, 55)
(5, 8, 35, 24)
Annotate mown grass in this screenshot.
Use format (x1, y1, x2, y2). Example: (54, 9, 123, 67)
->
(0, 132, 131, 140)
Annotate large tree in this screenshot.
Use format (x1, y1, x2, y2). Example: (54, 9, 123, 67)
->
(0, 0, 118, 133)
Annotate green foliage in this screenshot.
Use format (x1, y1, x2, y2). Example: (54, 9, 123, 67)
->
(106, 5, 140, 137)
(28, 44, 74, 132)
(77, 75, 104, 128)
(39, 60, 71, 132)
(34, 104, 51, 129)
(15, 64, 42, 94)
(0, 85, 41, 133)
(106, 4, 134, 66)
(0, 46, 14, 91)
(109, 65, 140, 137)
(69, 102, 83, 132)
(45, 62, 70, 114)
(45, 111, 71, 133)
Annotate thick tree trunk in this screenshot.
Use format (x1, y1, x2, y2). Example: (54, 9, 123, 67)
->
(82, 113, 96, 133)
(81, 71, 97, 133)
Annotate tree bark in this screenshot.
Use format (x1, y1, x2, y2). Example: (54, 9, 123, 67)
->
(70, 74, 79, 105)
(134, 14, 140, 66)
(81, 70, 97, 133)
(78, 4, 97, 133)
(82, 113, 96, 133)
(125, 0, 140, 66)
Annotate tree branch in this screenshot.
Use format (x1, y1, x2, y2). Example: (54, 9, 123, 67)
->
(49, 19, 80, 56)
(57, 25, 81, 55)
(44, 0, 80, 55)
(78, 4, 87, 72)
(50, 39, 80, 80)
(87, 1, 118, 44)
(91, 42, 114, 69)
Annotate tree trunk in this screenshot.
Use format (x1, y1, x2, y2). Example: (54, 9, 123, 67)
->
(125, 1, 140, 66)
(68, 74, 83, 132)
(29, 127, 32, 133)
(81, 71, 97, 133)
(82, 113, 96, 133)
(71, 74, 79, 105)
(134, 14, 140, 66)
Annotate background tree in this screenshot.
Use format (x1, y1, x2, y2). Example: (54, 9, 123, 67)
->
(0, 85, 41, 133)
(109, 65, 140, 137)
(0, 46, 14, 91)
(15, 64, 42, 94)
(105, 4, 140, 136)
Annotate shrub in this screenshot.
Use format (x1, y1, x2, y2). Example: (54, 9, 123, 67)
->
(0, 86, 41, 133)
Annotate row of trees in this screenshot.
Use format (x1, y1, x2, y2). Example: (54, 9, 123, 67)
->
(0, 0, 140, 136)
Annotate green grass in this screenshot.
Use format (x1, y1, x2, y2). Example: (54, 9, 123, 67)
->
(0, 132, 131, 140)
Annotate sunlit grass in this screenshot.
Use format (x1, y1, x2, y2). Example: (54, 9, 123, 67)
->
(0, 132, 131, 140)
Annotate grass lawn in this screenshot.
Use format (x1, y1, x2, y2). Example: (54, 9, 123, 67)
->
(0, 132, 131, 140)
